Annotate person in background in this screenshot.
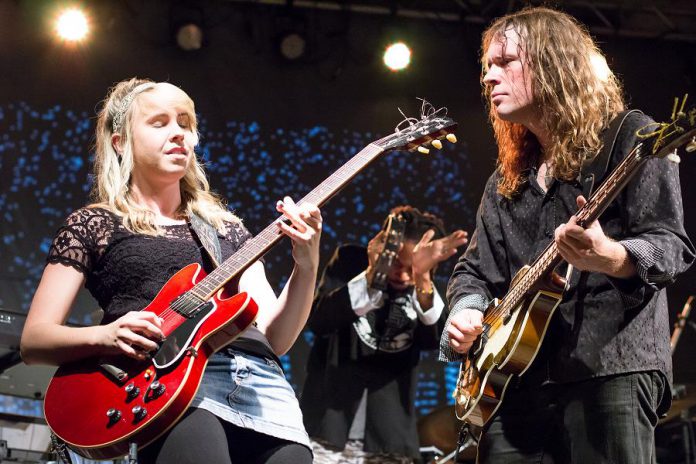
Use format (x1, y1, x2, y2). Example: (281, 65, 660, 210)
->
(302, 205, 468, 463)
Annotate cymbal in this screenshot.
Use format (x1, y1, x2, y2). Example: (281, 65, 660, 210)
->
(659, 383, 696, 425)
(417, 406, 478, 460)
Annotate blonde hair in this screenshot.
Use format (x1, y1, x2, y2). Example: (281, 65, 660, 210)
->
(481, 7, 625, 198)
(91, 77, 239, 234)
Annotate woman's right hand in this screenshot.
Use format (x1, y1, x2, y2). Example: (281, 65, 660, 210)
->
(99, 311, 165, 360)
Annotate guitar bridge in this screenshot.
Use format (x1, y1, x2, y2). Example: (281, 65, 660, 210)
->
(99, 361, 128, 384)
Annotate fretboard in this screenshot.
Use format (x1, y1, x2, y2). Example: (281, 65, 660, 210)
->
(191, 143, 385, 300)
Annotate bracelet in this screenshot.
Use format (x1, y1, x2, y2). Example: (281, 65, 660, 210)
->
(415, 284, 434, 296)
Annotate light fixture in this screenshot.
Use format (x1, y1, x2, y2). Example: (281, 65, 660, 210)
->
(55, 8, 89, 42)
(176, 23, 203, 51)
(384, 42, 411, 72)
(278, 32, 307, 61)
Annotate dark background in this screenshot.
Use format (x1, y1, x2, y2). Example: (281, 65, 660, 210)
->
(0, 0, 694, 418)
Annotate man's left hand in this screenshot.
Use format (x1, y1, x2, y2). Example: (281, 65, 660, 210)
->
(554, 196, 636, 278)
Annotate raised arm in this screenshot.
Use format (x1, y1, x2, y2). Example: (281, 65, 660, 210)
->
(244, 197, 322, 356)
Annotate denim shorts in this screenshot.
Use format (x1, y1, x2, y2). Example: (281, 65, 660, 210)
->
(190, 348, 310, 448)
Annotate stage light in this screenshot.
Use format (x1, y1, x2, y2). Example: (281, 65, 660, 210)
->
(384, 42, 411, 72)
(176, 23, 203, 51)
(55, 8, 89, 42)
(279, 32, 306, 61)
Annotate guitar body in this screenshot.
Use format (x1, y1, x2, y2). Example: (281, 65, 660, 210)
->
(43, 263, 259, 460)
(454, 266, 564, 427)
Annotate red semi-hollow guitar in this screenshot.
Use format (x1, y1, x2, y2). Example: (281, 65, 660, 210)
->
(43, 107, 458, 460)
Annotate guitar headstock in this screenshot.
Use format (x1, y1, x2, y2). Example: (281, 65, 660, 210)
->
(640, 95, 696, 162)
(376, 101, 458, 154)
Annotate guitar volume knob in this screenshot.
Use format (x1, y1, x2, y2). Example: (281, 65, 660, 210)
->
(150, 380, 166, 397)
(132, 406, 147, 420)
(125, 383, 140, 398)
(106, 408, 122, 422)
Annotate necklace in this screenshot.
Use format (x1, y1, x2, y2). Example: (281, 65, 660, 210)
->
(539, 160, 554, 189)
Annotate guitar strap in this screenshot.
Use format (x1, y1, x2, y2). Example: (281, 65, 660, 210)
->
(579, 109, 643, 198)
(188, 212, 223, 269)
(563, 109, 643, 290)
(188, 213, 261, 330)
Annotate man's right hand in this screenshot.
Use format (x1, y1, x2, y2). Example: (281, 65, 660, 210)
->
(447, 308, 484, 354)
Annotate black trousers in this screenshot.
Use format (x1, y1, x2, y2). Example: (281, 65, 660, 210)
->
(138, 408, 312, 464)
(477, 371, 668, 464)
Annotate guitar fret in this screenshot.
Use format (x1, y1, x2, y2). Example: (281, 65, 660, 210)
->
(190, 287, 207, 301)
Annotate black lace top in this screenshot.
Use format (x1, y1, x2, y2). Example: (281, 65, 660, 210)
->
(46, 206, 282, 361)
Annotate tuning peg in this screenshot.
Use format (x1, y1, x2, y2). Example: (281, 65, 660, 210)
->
(666, 149, 681, 164)
(431, 140, 443, 150)
(446, 133, 457, 143)
(686, 136, 696, 153)
(417, 146, 430, 155)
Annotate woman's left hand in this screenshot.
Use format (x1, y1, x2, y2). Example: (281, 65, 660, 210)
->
(276, 196, 322, 272)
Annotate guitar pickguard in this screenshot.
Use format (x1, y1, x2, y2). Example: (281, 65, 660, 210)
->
(153, 300, 216, 369)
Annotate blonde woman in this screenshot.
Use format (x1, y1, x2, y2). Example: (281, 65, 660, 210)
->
(21, 78, 320, 463)
(441, 7, 694, 463)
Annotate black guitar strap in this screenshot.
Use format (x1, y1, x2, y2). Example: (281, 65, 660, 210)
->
(579, 109, 643, 198)
(563, 109, 643, 290)
(188, 212, 223, 269)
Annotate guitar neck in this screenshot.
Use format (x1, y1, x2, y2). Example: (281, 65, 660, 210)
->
(494, 141, 651, 318)
(191, 143, 385, 299)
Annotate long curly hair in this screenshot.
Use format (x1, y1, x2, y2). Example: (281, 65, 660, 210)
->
(481, 7, 625, 198)
(91, 77, 239, 234)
